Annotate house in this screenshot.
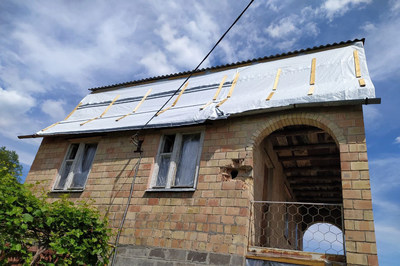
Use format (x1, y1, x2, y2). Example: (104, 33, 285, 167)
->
(20, 39, 380, 265)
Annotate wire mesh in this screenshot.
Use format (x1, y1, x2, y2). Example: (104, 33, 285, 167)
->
(250, 201, 344, 255)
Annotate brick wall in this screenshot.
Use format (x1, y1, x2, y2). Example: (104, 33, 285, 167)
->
(26, 105, 378, 265)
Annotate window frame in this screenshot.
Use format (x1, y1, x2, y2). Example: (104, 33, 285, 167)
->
(52, 142, 98, 192)
(148, 130, 204, 192)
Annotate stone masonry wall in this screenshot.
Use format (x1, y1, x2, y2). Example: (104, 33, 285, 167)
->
(25, 105, 378, 265)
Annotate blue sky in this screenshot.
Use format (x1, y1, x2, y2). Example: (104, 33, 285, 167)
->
(0, 0, 399, 264)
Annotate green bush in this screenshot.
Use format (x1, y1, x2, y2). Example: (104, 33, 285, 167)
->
(0, 169, 112, 265)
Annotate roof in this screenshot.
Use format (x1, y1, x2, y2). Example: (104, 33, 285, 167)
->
(20, 39, 378, 138)
(89, 39, 365, 92)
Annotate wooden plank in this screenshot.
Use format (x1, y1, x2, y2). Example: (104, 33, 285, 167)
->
(200, 101, 212, 110)
(227, 72, 239, 98)
(358, 78, 366, 87)
(171, 82, 189, 107)
(133, 89, 152, 112)
(216, 98, 228, 107)
(213, 75, 227, 100)
(270, 128, 324, 137)
(213, 73, 240, 108)
(310, 58, 316, 85)
(80, 117, 97, 126)
(157, 82, 189, 116)
(273, 143, 336, 151)
(156, 106, 171, 116)
(266, 91, 274, 101)
(353, 50, 361, 78)
(100, 95, 120, 118)
(200, 75, 228, 110)
(41, 122, 60, 132)
(81, 95, 120, 126)
(272, 68, 281, 91)
(283, 166, 340, 172)
(308, 86, 315, 95)
(293, 190, 341, 195)
(41, 102, 82, 131)
(289, 183, 342, 190)
(278, 154, 340, 162)
(116, 89, 152, 121)
(64, 102, 82, 120)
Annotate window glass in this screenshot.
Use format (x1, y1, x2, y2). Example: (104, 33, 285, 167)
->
(174, 133, 200, 187)
(68, 144, 79, 159)
(156, 155, 170, 187)
(71, 144, 97, 189)
(152, 132, 203, 190)
(55, 161, 72, 189)
(55, 143, 97, 191)
(162, 135, 175, 153)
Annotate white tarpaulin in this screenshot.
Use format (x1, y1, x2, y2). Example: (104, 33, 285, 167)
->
(34, 41, 376, 137)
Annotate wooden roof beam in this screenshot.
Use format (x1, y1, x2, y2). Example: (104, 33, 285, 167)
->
(269, 128, 324, 137)
(273, 143, 337, 151)
(278, 154, 339, 162)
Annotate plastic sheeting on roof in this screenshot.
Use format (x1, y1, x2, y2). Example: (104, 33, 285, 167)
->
(35, 41, 375, 136)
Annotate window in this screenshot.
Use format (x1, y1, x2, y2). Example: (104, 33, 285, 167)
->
(53, 143, 98, 191)
(150, 132, 204, 191)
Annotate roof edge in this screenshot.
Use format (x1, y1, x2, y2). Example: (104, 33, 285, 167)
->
(18, 96, 379, 139)
(89, 38, 365, 93)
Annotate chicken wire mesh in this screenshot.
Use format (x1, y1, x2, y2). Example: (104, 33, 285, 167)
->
(250, 201, 345, 255)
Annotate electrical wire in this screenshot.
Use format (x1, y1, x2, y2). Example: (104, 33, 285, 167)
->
(110, 152, 142, 266)
(110, 2, 254, 264)
(136, 0, 254, 135)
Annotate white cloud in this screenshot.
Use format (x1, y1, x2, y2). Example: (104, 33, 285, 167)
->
(390, 0, 400, 12)
(40, 99, 66, 120)
(155, 23, 207, 69)
(0, 87, 41, 141)
(265, 17, 298, 39)
(362, 15, 400, 81)
(322, 0, 372, 19)
(0, 87, 35, 127)
(140, 50, 177, 76)
(361, 22, 377, 32)
(395, 136, 400, 144)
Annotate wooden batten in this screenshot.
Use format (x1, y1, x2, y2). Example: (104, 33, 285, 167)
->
(227, 72, 240, 98)
(353, 50, 361, 78)
(216, 98, 228, 107)
(266, 91, 274, 101)
(200, 75, 227, 110)
(310, 58, 316, 85)
(41, 102, 82, 132)
(116, 89, 152, 121)
(81, 95, 120, 126)
(215, 73, 240, 107)
(308, 86, 315, 95)
(358, 78, 366, 87)
(157, 82, 189, 116)
(272, 68, 281, 91)
(213, 75, 227, 100)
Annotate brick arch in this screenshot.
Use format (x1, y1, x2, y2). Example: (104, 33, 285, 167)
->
(250, 112, 346, 148)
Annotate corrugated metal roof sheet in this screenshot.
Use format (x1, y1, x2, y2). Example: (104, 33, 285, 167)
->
(89, 39, 365, 92)
(23, 40, 377, 138)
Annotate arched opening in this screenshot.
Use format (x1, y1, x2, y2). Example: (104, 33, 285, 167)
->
(303, 222, 344, 255)
(251, 125, 344, 254)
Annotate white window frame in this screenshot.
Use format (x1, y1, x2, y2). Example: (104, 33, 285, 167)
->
(148, 131, 204, 192)
(52, 142, 98, 192)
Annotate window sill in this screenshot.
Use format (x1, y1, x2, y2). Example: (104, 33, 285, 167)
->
(146, 188, 196, 193)
(50, 189, 84, 193)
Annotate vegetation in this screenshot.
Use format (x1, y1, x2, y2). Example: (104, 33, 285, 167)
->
(0, 147, 112, 265)
(0, 146, 23, 178)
